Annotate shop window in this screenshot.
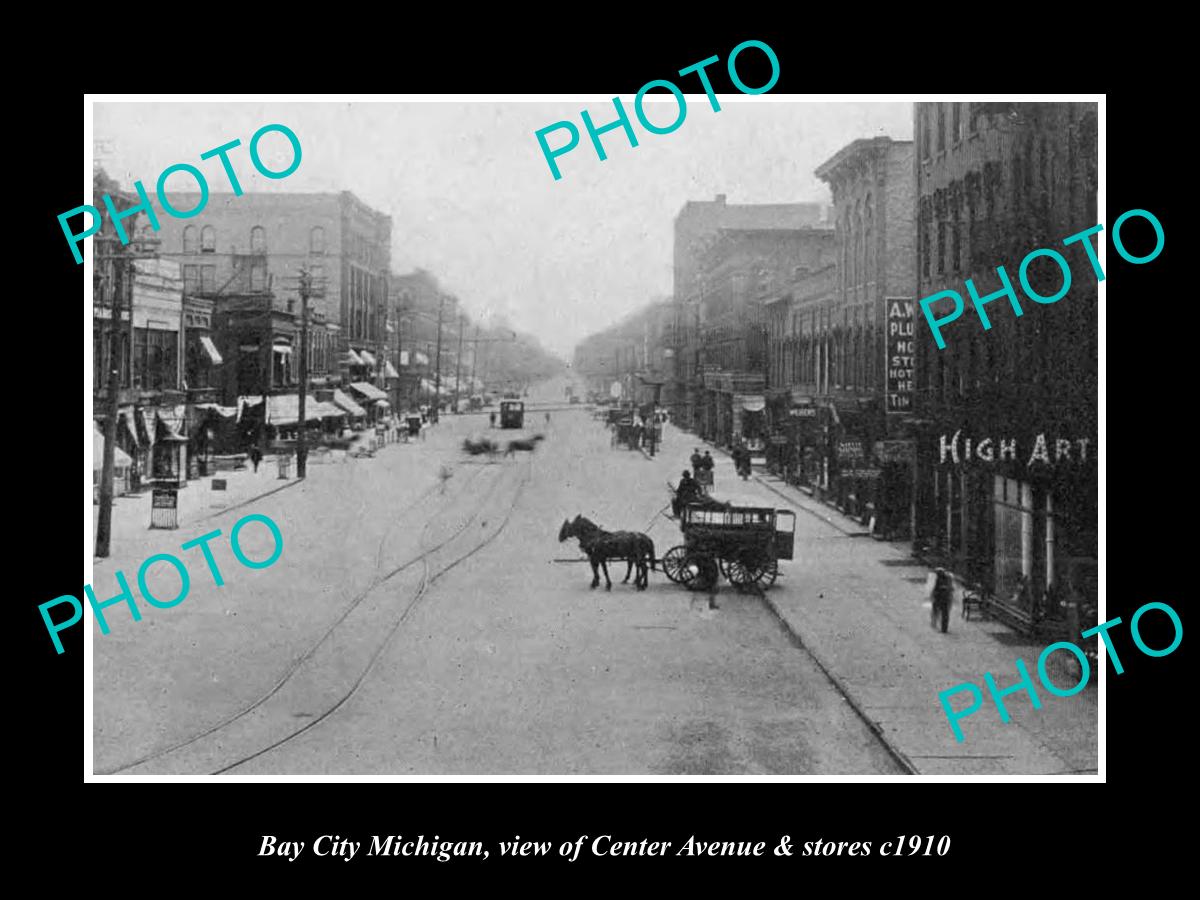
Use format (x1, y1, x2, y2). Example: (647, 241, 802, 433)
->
(183, 265, 200, 296)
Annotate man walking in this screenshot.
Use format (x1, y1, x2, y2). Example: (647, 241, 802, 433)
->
(249, 445, 262, 474)
(928, 567, 954, 633)
(690, 448, 703, 476)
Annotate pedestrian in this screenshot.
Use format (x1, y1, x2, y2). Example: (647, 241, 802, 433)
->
(249, 445, 262, 474)
(928, 567, 954, 633)
(690, 448, 703, 475)
(545, 411, 551, 425)
(489, 410, 496, 428)
(672, 470, 701, 518)
(701, 451, 714, 474)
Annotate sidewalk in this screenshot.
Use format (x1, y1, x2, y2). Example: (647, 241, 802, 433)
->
(653, 424, 1098, 776)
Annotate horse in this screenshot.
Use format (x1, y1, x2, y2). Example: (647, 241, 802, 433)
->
(505, 434, 545, 456)
(462, 437, 499, 456)
(558, 514, 656, 590)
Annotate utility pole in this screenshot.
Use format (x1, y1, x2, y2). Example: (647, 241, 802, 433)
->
(469, 324, 479, 395)
(433, 295, 445, 423)
(296, 267, 310, 479)
(94, 233, 126, 559)
(454, 312, 465, 414)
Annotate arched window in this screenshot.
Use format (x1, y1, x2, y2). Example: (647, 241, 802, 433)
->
(310, 226, 326, 255)
(200, 225, 216, 253)
(250, 226, 266, 254)
(182, 225, 198, 254)
(863, 193, 873, 284)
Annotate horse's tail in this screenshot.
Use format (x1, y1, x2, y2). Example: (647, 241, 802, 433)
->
(645, 536, 656, 571)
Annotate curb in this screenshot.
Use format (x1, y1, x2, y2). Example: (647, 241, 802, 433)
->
(759, 591, 921, 776)
(751, 474, 871, 538)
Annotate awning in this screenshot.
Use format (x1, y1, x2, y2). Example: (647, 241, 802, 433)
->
(94, 425, 133, 470)
(199, 335, 223, 364)
(376, 400, 391, 410)
(272, 343, 293, 356)
(384, 361, 400, 378)
(265, 394, 338, 426)
(345, 349, 365, 366)
(155, 414, 188, 443)
(738, 395, 766, 413)
(350, 381, 388, 402)
(310, 400, 347, 420)
(359, 350, 377, 368)
(333, 389, 367, 418)
(414, 351, 430, 366)
(118, 406, 140, 446)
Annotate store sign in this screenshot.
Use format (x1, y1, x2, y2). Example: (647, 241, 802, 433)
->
(152, 488, 178, 509)
(938, 430, 1093, 467)
(769, 435, 790, 445)
(789, 407, 817, 418)
(842, 467, 882, 480)
(886, 298, 915, 413)
(838, 440, 864, 460)
(874, 440, 915, 463)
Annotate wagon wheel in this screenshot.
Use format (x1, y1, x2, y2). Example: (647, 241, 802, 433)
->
(681, 552, 719, 592)
(727, 552, 778, 590)
(752, 559, 779, 588)
(661, 546, 688, 584)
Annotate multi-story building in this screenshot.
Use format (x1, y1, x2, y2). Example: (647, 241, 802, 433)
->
(786, 136, 916, 528)
(92, 167, 191, 489)
(149, 191, 392, 415)
(912, 102, 1098, 618)
(671, 195, 828, 431)
(391, 269, 450, 410)
(573, 299, 674, 413)
(692, 225, 833, 449)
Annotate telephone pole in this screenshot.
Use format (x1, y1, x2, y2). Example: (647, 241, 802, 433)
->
(296, 267, 311, 479)
(94, 233, 127, 559)
(454, 313, 465, 414)
(432, 295, 445, 423)
(469, 323, 479, 394)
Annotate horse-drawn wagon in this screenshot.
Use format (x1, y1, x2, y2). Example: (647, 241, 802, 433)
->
(660, 502, 796, 593)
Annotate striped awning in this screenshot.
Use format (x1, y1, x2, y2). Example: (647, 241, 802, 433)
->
(333, 389, 367, 418)
(349, 381, 388, 402)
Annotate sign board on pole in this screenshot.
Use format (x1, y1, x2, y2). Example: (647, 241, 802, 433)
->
(886, 298, 915, 414)
(150, 487, 179, 529)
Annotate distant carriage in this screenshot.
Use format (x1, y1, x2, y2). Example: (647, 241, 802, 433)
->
(499, 399, 525, 429)
(660, 502, 796, 593)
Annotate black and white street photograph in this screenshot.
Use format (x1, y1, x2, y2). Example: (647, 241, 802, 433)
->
(84, 97, 1100, 777)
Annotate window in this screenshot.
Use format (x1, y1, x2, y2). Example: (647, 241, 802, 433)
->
(200, 265, 216, 294)
(250, 226, 266, 254)
(311, 263, 325, 290)
(182, 225, 198, 254)
(183, 264, 200, 295)
(968, 102, 981, 135)
(250, 262, 267, 291)
(201, 225, 216, 253)
(920, 200, 932, 279)
(311, 226, 326, 255)
(936, 103, 946, 153)
(951, 192, 962, 274)
(921, 105, 931, 161)
(936, 217, 947, 275)
(952, 103, 962, 143)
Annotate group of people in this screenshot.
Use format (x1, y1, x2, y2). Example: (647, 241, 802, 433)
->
(730, 441, 753, 480)
(671, 448, 715, 518)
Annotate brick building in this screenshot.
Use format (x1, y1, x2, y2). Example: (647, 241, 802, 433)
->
(149, 190, 392, 408)
(912, 102, 1098, 620)
(670, 195, 827, 431)
(797, 136, 917, 529)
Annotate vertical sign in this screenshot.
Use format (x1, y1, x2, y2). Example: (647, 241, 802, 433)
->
(886, 298, 915, 413)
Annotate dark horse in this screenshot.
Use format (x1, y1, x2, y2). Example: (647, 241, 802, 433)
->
(505, 434, 546, 456)
(558, 514, 655, 590)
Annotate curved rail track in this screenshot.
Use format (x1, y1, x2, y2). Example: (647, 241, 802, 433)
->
(99, 455, 531, 775)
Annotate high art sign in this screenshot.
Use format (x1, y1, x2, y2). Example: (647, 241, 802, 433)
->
(886, 299, 915, 413)
(938, 430, 1094, 468)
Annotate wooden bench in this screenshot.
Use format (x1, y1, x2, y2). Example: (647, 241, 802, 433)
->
(983, 595, 1036, 635)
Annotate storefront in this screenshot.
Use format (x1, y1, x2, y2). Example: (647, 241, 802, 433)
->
(735, 394, 766, 454)
(918, 424, 1098, 619)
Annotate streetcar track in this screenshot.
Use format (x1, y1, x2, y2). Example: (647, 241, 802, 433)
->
(97, 457, 496, 776)
(212, 457, 532, 774)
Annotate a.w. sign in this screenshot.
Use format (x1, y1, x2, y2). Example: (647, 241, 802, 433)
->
(886, 298, 915, 413)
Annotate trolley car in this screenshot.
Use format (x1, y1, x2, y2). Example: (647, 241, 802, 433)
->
(660, 502, 796, 593)
(499, 399, 525, 428)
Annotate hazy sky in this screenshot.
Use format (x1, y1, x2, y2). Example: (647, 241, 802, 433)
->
(95, 100, 912, 359)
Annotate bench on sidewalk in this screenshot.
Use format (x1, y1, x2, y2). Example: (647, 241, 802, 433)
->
(983, 595, 1036, 635)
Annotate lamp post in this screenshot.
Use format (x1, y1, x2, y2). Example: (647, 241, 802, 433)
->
(296, 267, 311, 479)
